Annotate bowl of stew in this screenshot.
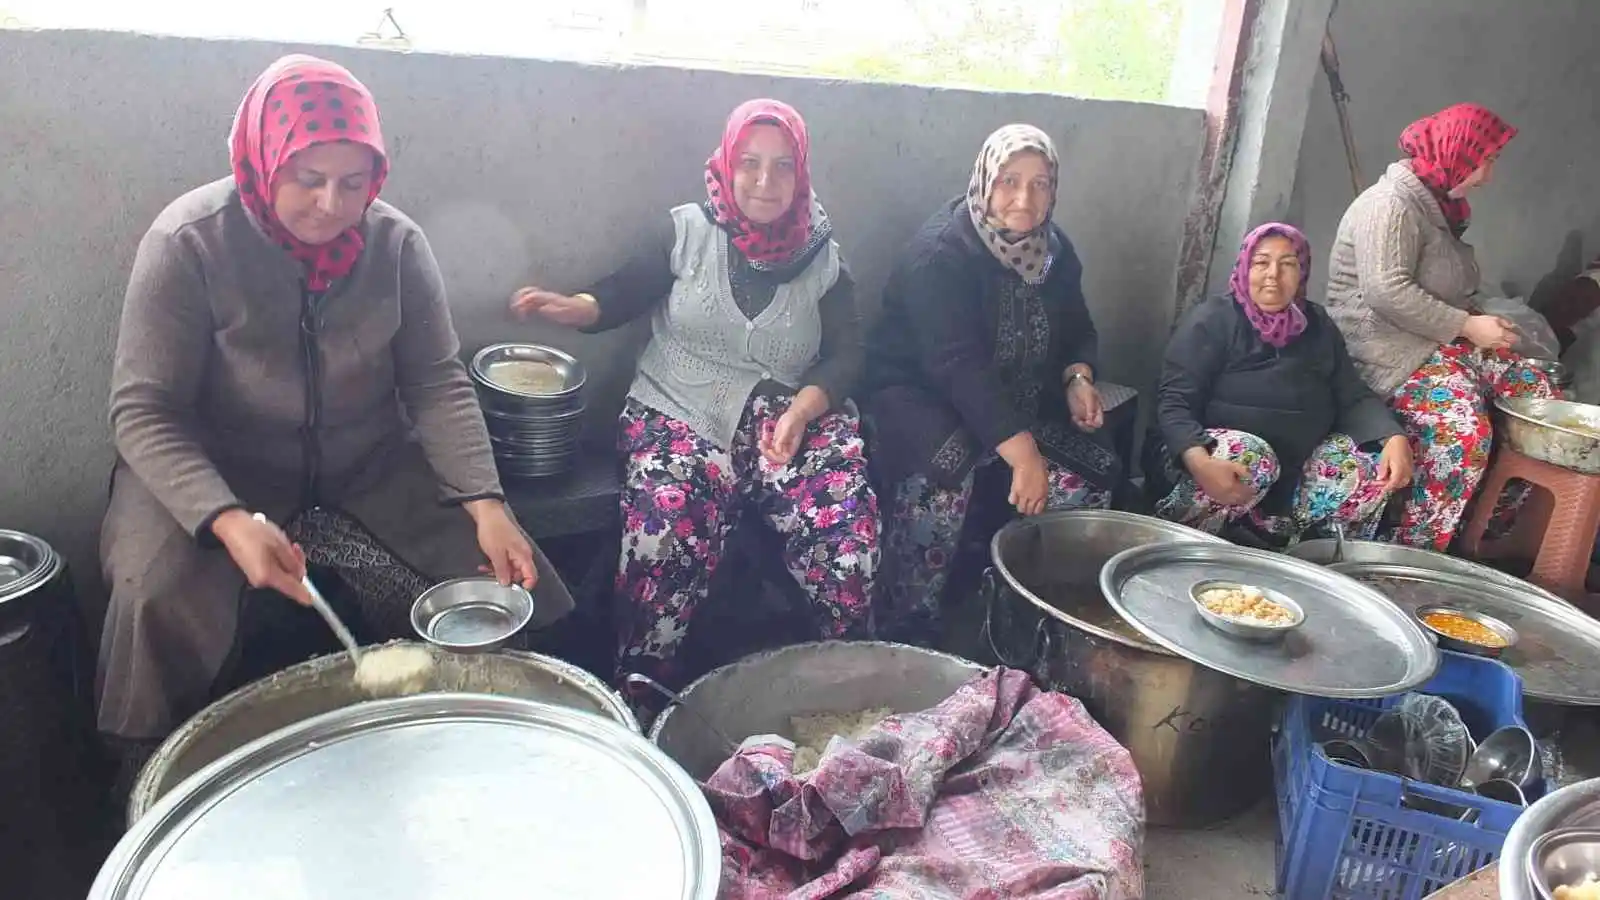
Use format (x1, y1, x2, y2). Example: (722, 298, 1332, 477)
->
(1414, 605, 1517, 658)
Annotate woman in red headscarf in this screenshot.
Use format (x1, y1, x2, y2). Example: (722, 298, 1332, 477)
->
(98, 55, 573, 782)
(1324, 103, 1554, 550)
(511, 100, 877, 701)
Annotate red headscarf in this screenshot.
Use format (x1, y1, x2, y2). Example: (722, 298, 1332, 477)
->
(1398, 103, 1516, 237)
(229, 54, 388, 291)
(703, 99, 831, 270)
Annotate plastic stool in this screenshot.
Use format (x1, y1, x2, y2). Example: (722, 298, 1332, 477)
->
(1459, 445, 1600, 601)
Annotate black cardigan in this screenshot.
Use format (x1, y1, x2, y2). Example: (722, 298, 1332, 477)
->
(860, 197, 1116, 489)
(1146, 294, 1404, 513)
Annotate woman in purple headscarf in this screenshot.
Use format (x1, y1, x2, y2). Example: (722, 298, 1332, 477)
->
(1144, 223, 1414, 546)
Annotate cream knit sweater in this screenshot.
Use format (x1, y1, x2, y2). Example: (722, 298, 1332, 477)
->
(1324, 161, 1481, 395)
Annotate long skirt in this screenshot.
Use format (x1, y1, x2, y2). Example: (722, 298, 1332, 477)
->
(1388, 343, 1554, 550)
(877, 456, 1110, 646)
(614, 395, 879, 688)
(96, 440, 572, 743)
(1154, 429, 1392, 543)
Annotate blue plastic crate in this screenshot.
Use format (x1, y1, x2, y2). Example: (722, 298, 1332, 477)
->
(1274, 651, 1538, 900)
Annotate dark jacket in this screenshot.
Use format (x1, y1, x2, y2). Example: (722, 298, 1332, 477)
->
(861, 197, 1117, 490)
(1146, 294, 1403, 513)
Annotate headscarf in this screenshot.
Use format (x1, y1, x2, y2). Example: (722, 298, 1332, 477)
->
(229, 54, 388, 292)
(1229, 222, 1311, 349)
(703, 99, 832, 271)
(1398, 103, 1516, 238)
(966, 124, 1060, 285)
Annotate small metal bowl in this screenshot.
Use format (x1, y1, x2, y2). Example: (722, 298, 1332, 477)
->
(1462, 725, 1542, 788)
(470, 343, 586, 401)
(1413, 605, 1518, 658)
(1320, 739, 1373, 769)
(1527, 828, 1600, 900)
(1523, 358, 1575, 391)
(410, 577, 535, 653)
(1190, 581, 1304, 642)
(1477, 777, 1529, 808)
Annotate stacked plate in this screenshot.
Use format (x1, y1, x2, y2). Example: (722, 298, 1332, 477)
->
(0, 530, 61, 603)
(470, 343, 587, 480)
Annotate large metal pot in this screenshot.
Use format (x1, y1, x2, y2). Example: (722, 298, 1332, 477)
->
(0, 530, 102, 900)
(983, 509, 1281, 828)
(1289, 537, 1563, 601)
(129, 642, 635, 824)
(650, 641, 983, 779)
(1499, 776, 1600, 899)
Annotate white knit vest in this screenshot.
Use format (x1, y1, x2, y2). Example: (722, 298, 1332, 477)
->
(629, 204, 839, 449)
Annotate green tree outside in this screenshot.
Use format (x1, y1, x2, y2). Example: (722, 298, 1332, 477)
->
(815, 0, 1183, 102)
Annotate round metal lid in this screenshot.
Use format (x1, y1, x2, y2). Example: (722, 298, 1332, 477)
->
(1101, 543, 1439, 698)
(1330, 562, 1600, 705)
(92, 694, 720, 900)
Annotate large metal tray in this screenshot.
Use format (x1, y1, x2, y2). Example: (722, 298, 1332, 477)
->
(1330, 562, 1600, 706)
(1100, 542, 1438, 698)
(95, 694, 719, 900)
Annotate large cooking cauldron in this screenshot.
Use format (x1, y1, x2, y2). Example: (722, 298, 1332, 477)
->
(650, 641, 983, 779)
(0, 530, 103, 899)
(129, 642, 636, 823)
(1288, 537, 1562, 600)
(983, 509, 1280, 827)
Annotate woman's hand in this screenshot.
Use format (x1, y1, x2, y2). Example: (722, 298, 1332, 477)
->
(760, 387, 829, 467)
(1008, 459, 1050, 516)
(1461, 314, 1519, 351)
(1066, 378, 1104, 431)
(996, 431, 1049, 515)
(466, 499, 539, 590)
(212, 510, 313, 606)
(1182, 447, 1256, 507)
(510, 287, 600, 329)
(1377, 434, 1414, 492)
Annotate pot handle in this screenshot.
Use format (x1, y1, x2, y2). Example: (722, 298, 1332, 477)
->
(981, 567, 1048, 672)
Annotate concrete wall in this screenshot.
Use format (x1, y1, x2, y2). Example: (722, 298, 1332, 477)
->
(1291, 0, 1600, 303)
(0, 29, 1204, 615)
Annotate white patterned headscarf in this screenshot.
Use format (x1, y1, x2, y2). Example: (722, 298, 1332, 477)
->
(966, 124, 1060, 285)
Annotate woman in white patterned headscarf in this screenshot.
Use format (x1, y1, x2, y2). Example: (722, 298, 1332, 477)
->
(860, 124, 1118, 646)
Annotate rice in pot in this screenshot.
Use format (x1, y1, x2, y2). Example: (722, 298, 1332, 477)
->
(788, 707, 895, 773)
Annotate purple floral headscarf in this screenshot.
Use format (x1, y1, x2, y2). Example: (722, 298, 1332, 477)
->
(1230, 222, 1310, 348)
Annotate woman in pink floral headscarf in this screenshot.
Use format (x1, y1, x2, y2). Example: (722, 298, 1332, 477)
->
(1148, 223, 1412, 546)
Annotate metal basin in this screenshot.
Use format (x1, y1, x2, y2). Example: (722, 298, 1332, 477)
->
(983, 509, 1281, 828)
(128, 642, 635, 824)
(1501, 777, 1600, 900)
(649, 641, 983, 780)
(1521, 358, 1574, 392)
(1289, 538, 1562, 601)
(1495, 396, 1600, 475)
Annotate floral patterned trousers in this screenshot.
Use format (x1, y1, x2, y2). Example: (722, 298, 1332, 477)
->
(878, 457, 1110, 645)
(615, 396, 879, 687)
(1155, 429, 1392, 542)
(1388, 343, 1554, 551)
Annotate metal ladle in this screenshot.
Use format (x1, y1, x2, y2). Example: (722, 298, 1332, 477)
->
(624, 673, 737, 754)
(251, 513, 362, 664)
